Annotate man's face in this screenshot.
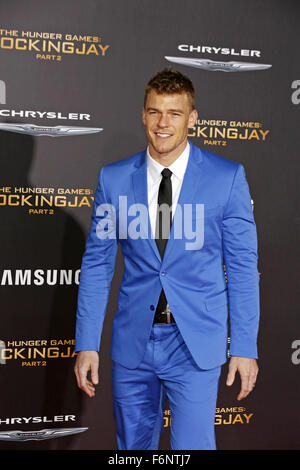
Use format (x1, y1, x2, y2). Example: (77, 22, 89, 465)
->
(142, 90, 198, 163)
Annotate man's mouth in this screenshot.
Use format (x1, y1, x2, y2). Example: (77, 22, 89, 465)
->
(155, 132, 172, 138)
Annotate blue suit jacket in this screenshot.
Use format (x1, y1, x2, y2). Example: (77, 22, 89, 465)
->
(75, 142, 260, 370)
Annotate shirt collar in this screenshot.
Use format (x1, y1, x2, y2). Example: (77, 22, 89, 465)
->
(147, 141, 190, 185)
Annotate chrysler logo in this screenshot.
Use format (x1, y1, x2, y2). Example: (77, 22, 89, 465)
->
(0, 80, 6, 104)
(0, 427, 88, 441)
(165, 56, 272, 72)
(0, 123, 102, 136)
(0, 341, 5, 365)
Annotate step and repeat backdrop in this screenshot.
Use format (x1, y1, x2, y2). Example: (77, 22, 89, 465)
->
(0, 0, 299, 450)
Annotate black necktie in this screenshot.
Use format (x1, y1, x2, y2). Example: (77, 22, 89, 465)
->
(154, 168, 172, 316)
(155, 168, 172, 257)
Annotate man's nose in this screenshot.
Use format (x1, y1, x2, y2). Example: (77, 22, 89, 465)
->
(157, 114, 169, 127)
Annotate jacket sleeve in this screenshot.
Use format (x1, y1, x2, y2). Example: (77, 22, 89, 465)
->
(75, 167, 118, 352)
(222, 164, 260, 358)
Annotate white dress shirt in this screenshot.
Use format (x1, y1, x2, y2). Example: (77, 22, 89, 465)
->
(147, 142, 190, 238)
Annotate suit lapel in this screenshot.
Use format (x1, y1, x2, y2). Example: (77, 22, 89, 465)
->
(131, 143, 204, 264)
(162, 143, 204, 263)
(131, 150, 161, 262)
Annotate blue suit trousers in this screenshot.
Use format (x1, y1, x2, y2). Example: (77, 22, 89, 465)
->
(112, 323, 221, 450)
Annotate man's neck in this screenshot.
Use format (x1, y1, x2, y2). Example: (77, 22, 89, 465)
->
(148, 140, 188, 167)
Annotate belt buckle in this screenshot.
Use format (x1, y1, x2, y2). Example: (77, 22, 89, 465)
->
(161, 304, 172, 324)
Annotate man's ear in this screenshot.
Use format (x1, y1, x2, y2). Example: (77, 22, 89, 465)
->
(189, 108, 198, 128)
(142, 107, 146, 125)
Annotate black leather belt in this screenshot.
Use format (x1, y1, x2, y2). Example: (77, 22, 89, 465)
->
(153, 305, 175, 324)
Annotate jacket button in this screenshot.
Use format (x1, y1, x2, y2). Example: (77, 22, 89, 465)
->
(150, 305, 155, 311)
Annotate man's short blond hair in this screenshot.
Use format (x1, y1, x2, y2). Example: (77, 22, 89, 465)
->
(144, 67, 195, 111)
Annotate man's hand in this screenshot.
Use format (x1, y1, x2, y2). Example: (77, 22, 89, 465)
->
(226, 356, 258, 401)
(74, 350, 99, 398)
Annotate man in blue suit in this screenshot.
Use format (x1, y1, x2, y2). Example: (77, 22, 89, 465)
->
(74, 68, 260, 450)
